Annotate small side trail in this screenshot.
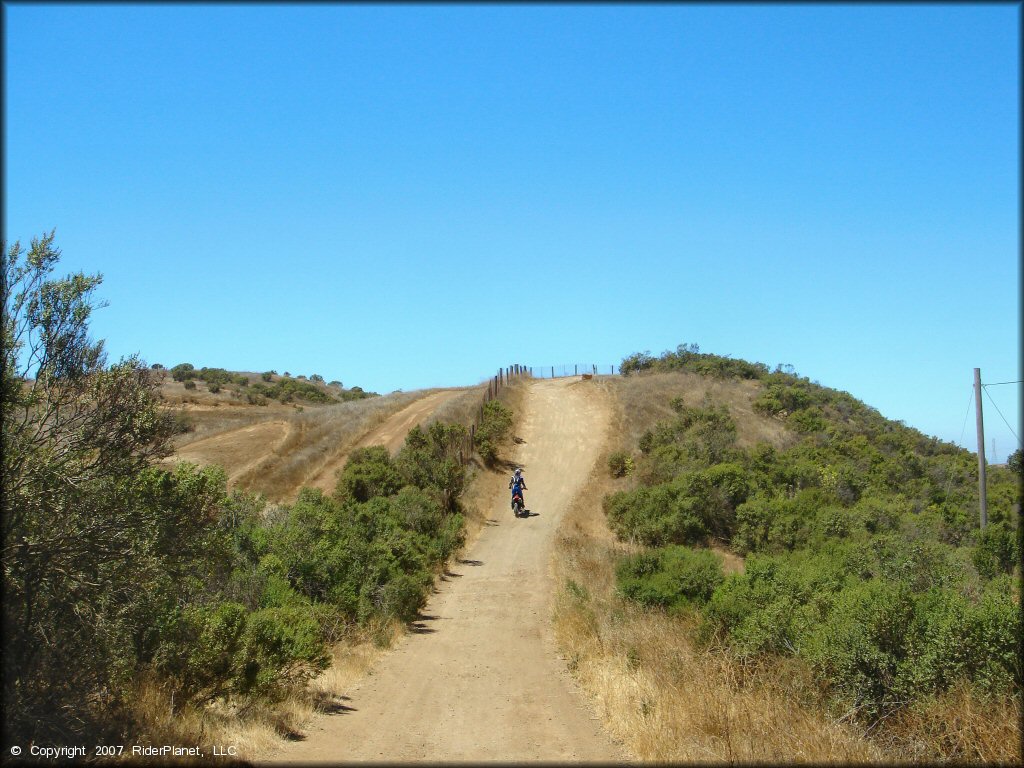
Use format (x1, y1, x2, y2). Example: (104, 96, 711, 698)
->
(267, 377, 628, 763)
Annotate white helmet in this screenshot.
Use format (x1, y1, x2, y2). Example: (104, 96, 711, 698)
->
(514, 468, 522, 476)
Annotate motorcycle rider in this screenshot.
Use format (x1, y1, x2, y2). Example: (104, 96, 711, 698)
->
(509, 467, 527, 511)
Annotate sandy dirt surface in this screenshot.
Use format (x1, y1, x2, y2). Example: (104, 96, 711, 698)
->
(265, 377, 629, 764)
(172, 420, 291, 484)
(301, 389, 469, 495)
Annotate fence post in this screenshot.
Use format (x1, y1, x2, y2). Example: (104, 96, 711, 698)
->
(551, 366, 554, 378)
(575, 364, 578, 376)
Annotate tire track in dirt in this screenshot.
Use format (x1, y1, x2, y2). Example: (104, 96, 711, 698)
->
(266, 377, 628, 763)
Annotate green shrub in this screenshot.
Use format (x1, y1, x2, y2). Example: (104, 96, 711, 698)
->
(475, 399, 513, 466)
(171, 362, 195, 382)
(803, 579, 914, 717)
(605, 344, 1024, 728)
(972, 522, 1019, 578)
(617, 546, 724, 611)
(608, 450, 634, 478)
(621, 344, 769, 379)
(234, 606, 329, 699)
(183, 379, 196, 390)
(153, 601, 248, 704)
(395, 422, 467, 513)
(336, 446, 403, 502)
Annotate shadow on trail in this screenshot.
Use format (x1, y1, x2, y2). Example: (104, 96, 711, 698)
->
(319, 697, 359, 716)
(410, 612, 441, 634)
(484, 518, 501, 527)
(457, 558, 484, 566)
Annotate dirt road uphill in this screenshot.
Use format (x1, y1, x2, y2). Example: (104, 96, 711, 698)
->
(269, 377, 628, 763)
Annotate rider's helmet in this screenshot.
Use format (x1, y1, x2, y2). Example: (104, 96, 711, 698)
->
(514, 468, 522, 477)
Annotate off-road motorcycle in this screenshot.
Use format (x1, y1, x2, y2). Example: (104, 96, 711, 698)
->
(511, 491, 525, 518)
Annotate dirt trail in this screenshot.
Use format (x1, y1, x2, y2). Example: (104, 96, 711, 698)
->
(267, 377, 627, 763)
(172, 420, 291, 483)
(301, 389, 467, 495)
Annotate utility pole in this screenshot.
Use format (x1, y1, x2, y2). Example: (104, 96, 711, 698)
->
(974, 368, 988, 528)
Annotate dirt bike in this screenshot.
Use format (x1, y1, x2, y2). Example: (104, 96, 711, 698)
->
(511, 491, 525, 518)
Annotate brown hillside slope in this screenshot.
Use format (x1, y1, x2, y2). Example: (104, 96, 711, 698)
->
(299, 388, 477, 498)
(552, 374, 882, 762)
(166, 387, 475, 501)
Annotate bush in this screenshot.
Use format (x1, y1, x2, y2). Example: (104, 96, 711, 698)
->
(234, 606, 329, 698)
(803, 579, 914, 718)
(608, 450, 634, 478)
(621, 344, 769, 380)
(475, 400, 513, 467)
(183, 379, 196, 390)
(972, 522, 1019, 578)
(171, 362, 195, 382)
(396, 422, 467, 513)
(617, 546, 724, 611)
(605, 462, 749, 547)
(336, 446, 403, 503)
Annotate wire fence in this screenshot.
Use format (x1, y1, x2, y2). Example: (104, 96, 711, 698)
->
(455, 362, 619, 464)
(524, 363, 619, 379)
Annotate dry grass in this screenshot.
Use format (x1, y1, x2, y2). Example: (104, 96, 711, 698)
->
(123, 618, 406, 766)
(606, 371, 795, 454)
(119, 674, 302, 765)
(553, 448, 883, 763)
(423, 382, 489, 428)
(167, 390, 425, 501)
(875, 684, 1022, 764)
(237, 389, 426, 501)
(551, 373, 1022, 764)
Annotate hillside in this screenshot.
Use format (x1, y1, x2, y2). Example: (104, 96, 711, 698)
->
(154, 364, 483, 501)
(553, 344, 1021, 763)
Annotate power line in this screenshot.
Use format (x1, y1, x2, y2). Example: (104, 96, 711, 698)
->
(982, 386, 1021, 447)
(983, 380, 1022, 386)
(943, 389, 975, 502)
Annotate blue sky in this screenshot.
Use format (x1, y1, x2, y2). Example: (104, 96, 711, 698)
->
(4, 3, 1020, 461)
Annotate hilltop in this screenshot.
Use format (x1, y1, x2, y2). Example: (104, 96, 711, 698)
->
(150, 363, 377, 407)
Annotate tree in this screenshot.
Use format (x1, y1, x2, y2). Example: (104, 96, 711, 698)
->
(1007, 448, 1022, 477)
(1, 232, 193, 740)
